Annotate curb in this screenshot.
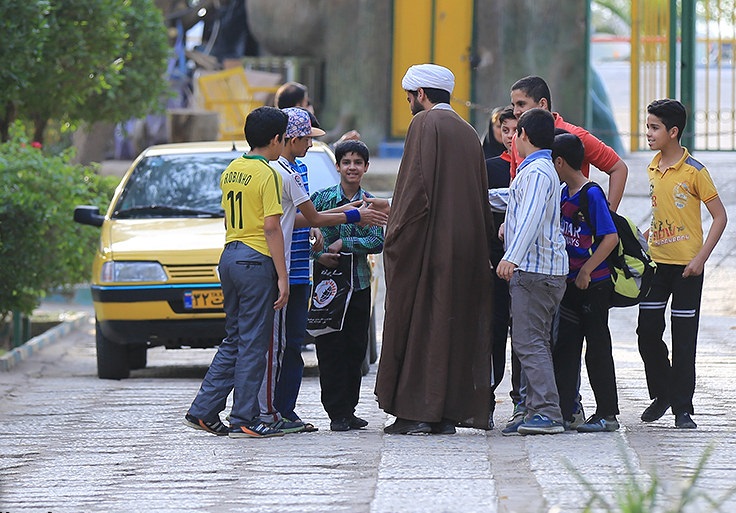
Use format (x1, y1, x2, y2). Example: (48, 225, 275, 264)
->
(0, 312, 90, 372)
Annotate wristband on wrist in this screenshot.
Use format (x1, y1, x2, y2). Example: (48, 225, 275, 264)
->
(344, 208, 361, 224)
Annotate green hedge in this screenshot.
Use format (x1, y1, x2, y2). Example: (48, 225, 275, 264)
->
(0, 140, 119, 319)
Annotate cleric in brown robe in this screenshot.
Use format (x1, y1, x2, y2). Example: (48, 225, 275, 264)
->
(375, 64, 495, 434)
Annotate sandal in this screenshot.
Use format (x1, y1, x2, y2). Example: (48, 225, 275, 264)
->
(301, 422, 319, 432)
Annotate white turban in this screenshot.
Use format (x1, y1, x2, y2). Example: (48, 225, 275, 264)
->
(401, 64, 455, 94)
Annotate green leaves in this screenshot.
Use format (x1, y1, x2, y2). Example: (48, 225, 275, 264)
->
(0, 139, 119, 319)
(0, 0, 169, 143)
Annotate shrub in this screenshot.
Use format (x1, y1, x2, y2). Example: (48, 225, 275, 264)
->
(0, 139, 118, 320)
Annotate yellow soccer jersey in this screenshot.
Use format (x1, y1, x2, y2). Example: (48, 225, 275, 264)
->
(220, 155, 283, 256)
(647, 149, 719, 265)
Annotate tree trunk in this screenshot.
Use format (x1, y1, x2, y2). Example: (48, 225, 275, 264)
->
(32, 116, 47, 145)
(474, 0, 588, 127)
(0, 102, 15, 142)
(321, 0, 392, 151)
(72, 122, 116, 165)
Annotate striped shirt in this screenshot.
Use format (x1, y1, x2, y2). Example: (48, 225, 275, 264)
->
(310, 184, 384, 291)
(503, 149, 568, 276)
(287, 158, 311, 285)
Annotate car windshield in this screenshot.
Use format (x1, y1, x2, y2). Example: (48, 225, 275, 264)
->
(112, 153, 237, 219)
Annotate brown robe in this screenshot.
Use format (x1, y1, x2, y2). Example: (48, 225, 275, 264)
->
(375, 107, 495, 428)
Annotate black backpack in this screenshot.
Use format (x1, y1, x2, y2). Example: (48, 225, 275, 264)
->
(577, 182, 657, 307)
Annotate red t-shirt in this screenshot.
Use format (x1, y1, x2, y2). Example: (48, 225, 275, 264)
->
(510, 112, 621, 179)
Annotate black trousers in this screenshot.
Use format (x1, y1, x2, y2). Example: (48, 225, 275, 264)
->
(553, 279, 619, 420)
(315, 287, 371, 421)
(637, 263, 703, 415)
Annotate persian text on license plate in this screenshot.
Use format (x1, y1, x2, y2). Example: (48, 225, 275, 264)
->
(183, 290, 223, 309)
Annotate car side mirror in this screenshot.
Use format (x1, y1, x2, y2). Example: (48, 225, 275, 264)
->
(74, 205, 105, 227)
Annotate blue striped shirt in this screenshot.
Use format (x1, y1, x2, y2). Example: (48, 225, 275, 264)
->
(503, 149, 568, 276)
(288, 158, 311, 285)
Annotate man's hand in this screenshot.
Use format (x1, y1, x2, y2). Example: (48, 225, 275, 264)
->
(328, 238, 343, 254)
(309, 228, 323, 252)
(337, 130, 361, 143)
(498, 222, 505, 241)
(574, 269, 591, 290)
(683, 255, 706, 277)
(363, 195, 391, 215)
(357, 204, 388, 226)
(317, 252, 341, 269)
(496, 260, 517, 281)
(274, 275, 289, 310)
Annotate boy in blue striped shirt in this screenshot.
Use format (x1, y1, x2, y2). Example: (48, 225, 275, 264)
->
(497, 108, 568, 435)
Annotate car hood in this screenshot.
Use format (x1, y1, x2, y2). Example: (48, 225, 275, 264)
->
(103, 218, 225, 265)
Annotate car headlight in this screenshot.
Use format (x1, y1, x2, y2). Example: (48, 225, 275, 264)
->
(101, 261, 168, 283)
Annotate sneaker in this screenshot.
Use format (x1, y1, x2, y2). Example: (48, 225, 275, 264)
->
(641, 398, 670, 422)
(183, 413, 229, 436)
(517, 414, 565, 435)
(501, 414, 525, 436)
(268, 418, 305, 434)
(330, 418, 351, 432)
(569, 405, 586, 430)
(577, 414, 620, 433)
(229, 421, 284, 438)
(348, 415, 369, 429)
(675, 412, 697, 429)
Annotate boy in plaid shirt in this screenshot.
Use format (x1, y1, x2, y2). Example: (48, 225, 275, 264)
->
(310, 140, 384, 432)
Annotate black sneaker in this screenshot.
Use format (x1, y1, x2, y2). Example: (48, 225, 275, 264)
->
(641, 398, 670, 422)
(675, 412, 697, 429)
(183, 413, 229, 436)
(577, 414, 620, 433)
(348, 415, 369, 429)
(229, 421, 284, 438)
(268, 418, 305, 434)
(330, 418, 351, 432)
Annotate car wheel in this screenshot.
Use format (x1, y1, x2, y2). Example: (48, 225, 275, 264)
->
(96, 321, 130, 380)
(128, 345, 148, 370)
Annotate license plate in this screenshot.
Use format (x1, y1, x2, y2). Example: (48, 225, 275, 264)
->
(183, 290, 224, 310)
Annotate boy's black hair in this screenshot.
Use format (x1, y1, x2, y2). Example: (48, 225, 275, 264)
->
(334, 140, 370, 164)
(647, 98, 687, 141)
(275, 81, 308, 109)
(498, 105, 516, 125)
(408, 87, 451, 105)
(552, 133, 585, 171)
(244, 106, 288, 148)
(517, 108, 555, 150)
(511, 75, 553, 111)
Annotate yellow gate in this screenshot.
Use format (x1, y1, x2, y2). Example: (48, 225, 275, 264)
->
(630, 0, 736, 151)
(390, 0, 474, 138)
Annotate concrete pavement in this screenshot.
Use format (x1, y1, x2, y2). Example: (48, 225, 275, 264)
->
(1, 151, 736, 512)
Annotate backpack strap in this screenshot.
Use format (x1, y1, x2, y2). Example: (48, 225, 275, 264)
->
(575, 181, 606, 239)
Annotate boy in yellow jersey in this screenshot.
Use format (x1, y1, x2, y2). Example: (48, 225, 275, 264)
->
(638, 99, 727, 429)
(184, 106, 290, 438)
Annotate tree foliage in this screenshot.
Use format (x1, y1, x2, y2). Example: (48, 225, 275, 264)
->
(0, 0, 170, 143)
(0, 134, 119, 320)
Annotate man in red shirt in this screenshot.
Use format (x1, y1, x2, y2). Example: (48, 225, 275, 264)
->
(509, 76, 628, 211)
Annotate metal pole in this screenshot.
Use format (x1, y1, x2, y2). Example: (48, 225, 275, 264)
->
(680, 0, 696, 150)
(630, 0, 641, 151)
(668, 0, 677, 98)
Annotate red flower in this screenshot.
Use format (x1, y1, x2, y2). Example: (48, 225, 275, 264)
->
(31, 141, 42, 149)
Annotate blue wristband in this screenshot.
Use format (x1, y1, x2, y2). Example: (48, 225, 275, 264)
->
(345, 208, 360, 224)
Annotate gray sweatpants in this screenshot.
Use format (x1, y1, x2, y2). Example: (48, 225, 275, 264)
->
(188, 241, 277, 427)
(509, 270, 566, 423)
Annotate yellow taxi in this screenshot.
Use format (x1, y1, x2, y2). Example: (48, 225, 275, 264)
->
(74, 140, 376, 379)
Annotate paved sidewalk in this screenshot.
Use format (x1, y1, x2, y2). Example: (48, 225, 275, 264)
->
(1, 152, 735, 512)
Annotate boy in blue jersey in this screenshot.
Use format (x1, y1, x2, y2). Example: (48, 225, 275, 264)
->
(551, 133, 621, 433)
(497, 108, 568, 435)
